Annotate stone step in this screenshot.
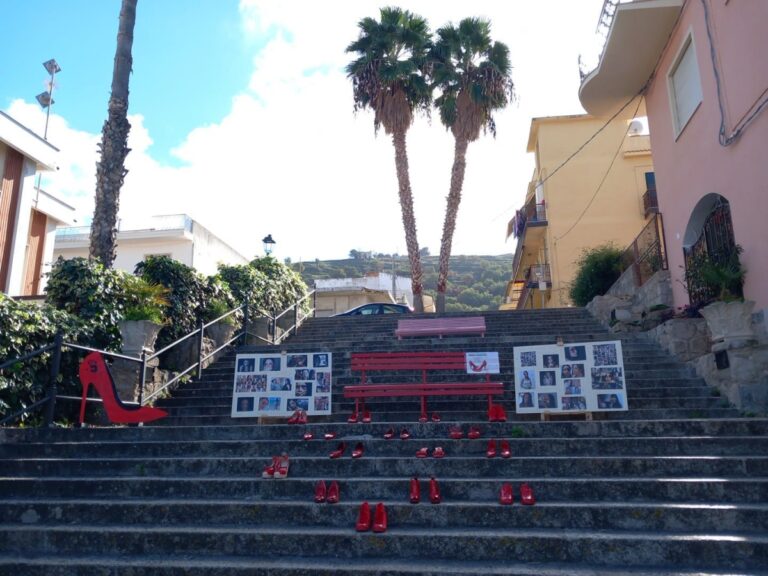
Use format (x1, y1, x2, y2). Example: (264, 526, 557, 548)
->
(0, 524, 765, 570)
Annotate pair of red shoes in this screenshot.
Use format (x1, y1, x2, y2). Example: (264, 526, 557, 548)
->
(330, 442, 365, 459)
(500, 482, 535, 505)
(287, 409, 307, 424)
(348, 410, 372, 423)
(262, 454, 290, 479)
(356, 502, 387, 532)
(383, 428, 410, 440)
(486, 439, 511, 458)
(303, 430, 336, 441)
(418, 412, 441, 423)
(488, 405, 507, 422)
(314, 480, 340, 503)
(415, 446, 444, 459)
(410, 476, 441, 504)
(448, 426, 482, 440)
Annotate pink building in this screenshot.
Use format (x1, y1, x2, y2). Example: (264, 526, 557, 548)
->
(580, 0, 768, 314)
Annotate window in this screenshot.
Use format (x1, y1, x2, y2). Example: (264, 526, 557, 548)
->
(668, 32, 703, 138)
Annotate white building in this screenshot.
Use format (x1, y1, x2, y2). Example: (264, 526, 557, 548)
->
(0, 111, 76, 296)
(54, 214, 249, 276)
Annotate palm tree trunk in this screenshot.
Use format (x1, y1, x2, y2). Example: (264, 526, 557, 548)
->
(436, 137, 469, 314)
(392, 130, 424, 313)
(89, 0, 137, 267)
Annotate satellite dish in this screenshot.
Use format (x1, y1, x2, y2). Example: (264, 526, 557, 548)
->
(628, 120, 643, 135)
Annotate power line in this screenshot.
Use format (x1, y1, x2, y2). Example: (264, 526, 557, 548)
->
(554, 95, 644, 242)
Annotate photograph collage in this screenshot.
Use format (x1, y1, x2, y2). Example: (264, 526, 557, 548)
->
(513, 340, 626, 414)
(230, 352, 332, 417)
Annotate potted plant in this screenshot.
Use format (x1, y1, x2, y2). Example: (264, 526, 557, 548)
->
(119, 275, 168, 357)
(204, 297, 238, 351)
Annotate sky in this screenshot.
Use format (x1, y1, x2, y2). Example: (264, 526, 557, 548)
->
(0, 0, 606, 262)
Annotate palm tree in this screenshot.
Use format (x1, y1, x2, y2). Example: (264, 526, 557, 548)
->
(346, 7, 432, 312)
(430, 18, 514, 313)
(90, 0, 138, 267)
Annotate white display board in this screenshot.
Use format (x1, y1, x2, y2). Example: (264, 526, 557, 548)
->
(231, 352, 332, 418)
(465, 352, 500, 374)
(513, 341, 627, 414)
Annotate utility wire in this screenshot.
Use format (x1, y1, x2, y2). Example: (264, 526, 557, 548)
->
(554, 95, 644, 242)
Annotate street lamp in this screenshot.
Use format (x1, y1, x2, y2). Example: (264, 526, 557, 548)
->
(262, 234, 276, 256)
(36, 58, 61, 141)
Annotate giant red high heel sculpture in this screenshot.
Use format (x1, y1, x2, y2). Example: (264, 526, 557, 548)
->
(78, 352, 168, 425)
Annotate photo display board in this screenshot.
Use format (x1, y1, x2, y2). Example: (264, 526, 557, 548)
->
(513, 340, 627, 414)
(231, 352, 332, 418)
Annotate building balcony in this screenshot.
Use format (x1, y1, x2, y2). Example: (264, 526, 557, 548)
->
(56, 214, 193, 245)
(643, 187, 659, 217)
(508, 199, 548, 280)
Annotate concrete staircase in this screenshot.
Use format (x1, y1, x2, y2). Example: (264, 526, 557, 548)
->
(0, 308, 766, 574)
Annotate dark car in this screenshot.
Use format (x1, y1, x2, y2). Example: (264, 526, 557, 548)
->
(333, 303, 412, 317)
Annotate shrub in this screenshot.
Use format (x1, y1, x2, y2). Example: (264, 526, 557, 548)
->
(569, 244, 624, 307)
(122, 276, 169, 324)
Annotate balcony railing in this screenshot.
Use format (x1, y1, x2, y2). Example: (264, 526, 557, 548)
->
(56, 214, 192, 239)
(525, 263, 552, 288)
(508, 200, 548, 280)
(619, 213, 667, 287)
(643, 188, 659, 217)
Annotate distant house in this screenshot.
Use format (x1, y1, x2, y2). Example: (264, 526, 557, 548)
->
(501, 113, 655, 309)
(314, 272, 416, 317)
(0, 111, 76, 296)
(579, 0, 768, 311)
(54, 214, 249, 276)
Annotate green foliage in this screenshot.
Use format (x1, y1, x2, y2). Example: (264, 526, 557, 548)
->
(122, 275, 169, 324)
(45, 257, 127, 349)
(568, 244, 624, 307)
(248, 257, 309, 314)
(685, 246, 745, 303)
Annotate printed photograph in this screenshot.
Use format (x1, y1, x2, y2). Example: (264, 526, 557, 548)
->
(537, 392, 557, 410)
(287, 354, 308, 368)
(539, 370, 556, 387)
(295, 381, 313, 397)
(597, 393, 624, 409)
(517, 370, 536, 390)
(564, 345, 586, 361)
(543, 354, 560, 369)
(287, 397, 309, 412)
(259, 357, 281, 372)
(564, 379, 582, 395)
(294, 369, 316, 381)
(235, 375, 253, 392)
(520, 351, 537, 367)
(561, 364, 574, 378)
(236, 358, 255, 373)
(591, 367, 625, 389)
(270, 377, 292, 391)
(518, 391, 534, 408)
(257, 396, 281, 411)
(314, 396, 330, 411)
(562, 396, 587, 410)
(572, 363, 585, 378)
(593, 343, 618, 366)
(313, 353, 330, 368)
(235, 396, 254, 412)
(315, 372, 331, 393)
(253, 374, 267, 391)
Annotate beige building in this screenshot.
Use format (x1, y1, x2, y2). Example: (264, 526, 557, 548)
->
(502, 113, 655, 309)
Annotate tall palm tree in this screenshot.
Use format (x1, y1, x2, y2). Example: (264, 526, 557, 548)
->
(430, 18, 514, 313)
(90, 0, 138, 267)
(346, 7, 432, 312)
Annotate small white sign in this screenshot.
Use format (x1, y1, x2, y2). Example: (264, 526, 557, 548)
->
(465, 352, 500, 374)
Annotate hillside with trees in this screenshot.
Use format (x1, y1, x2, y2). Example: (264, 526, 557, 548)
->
(290, 253, 512, 312)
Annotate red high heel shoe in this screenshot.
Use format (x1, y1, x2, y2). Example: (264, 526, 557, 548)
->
(78, 352, 167, 425)
(415, 447, 429, 458)
(352, 442, 365, 458)
(303, 431, 314, 441)
(330, 442, 346, 459)
(400, 428, 411, 440)
(495, 405, 508, 422)
(486, 439, 497, 458)
(383, 428, 395, 439)
(488, 405, 499, 422)
(274, 454, 290, 479)
(287, 409, 301, 424)
(499, 440, 511, 459)
(431, 412, 441, 422)
(520, 483, 536, 505)
(467, 426, 482, 440)
(409, 477, 420, 503)
(326, 481, 340, 504)
(432, 446, 445, 458)
(262, 456, 279, 479)
(356, 502, 371, 531)
(323, 432, 337, 440)
(429, 477, 441, 504)
(449, 426, 464, 440)
(348, 411, 359, 424)
(372, 503, 387, 533)
(500, 483, 514, 505)
(361, 410, 372, 423)
(298, 409, 308, 424)
(314, 480, 327, 503)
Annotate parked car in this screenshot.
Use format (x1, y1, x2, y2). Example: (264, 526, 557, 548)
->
(334, 303, 412, 317)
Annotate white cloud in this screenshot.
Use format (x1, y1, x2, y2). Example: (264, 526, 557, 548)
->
(7, 0, 606, 263)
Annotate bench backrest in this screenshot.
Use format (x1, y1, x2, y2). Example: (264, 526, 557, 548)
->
(351, 351, 467, 372)
(396, 316, 485, 331)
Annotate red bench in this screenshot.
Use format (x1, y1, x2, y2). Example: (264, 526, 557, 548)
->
(395, 316, 486, 340)
(344, 352, 503, 422)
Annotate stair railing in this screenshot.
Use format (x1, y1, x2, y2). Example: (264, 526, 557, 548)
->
(245, 290, 316, 345)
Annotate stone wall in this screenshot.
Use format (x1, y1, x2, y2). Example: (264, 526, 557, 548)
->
(643, 318, 710, 363)
(607, 268, 673, 311)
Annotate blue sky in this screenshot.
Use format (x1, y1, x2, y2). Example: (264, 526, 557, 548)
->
(0, 1, 606, 261)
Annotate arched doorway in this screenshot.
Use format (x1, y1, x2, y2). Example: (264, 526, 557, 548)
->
(682, 194, 742, 306)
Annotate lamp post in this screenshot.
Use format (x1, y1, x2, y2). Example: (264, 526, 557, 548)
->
(36, 58, 61, 141)
(262, 234, 276, 256)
